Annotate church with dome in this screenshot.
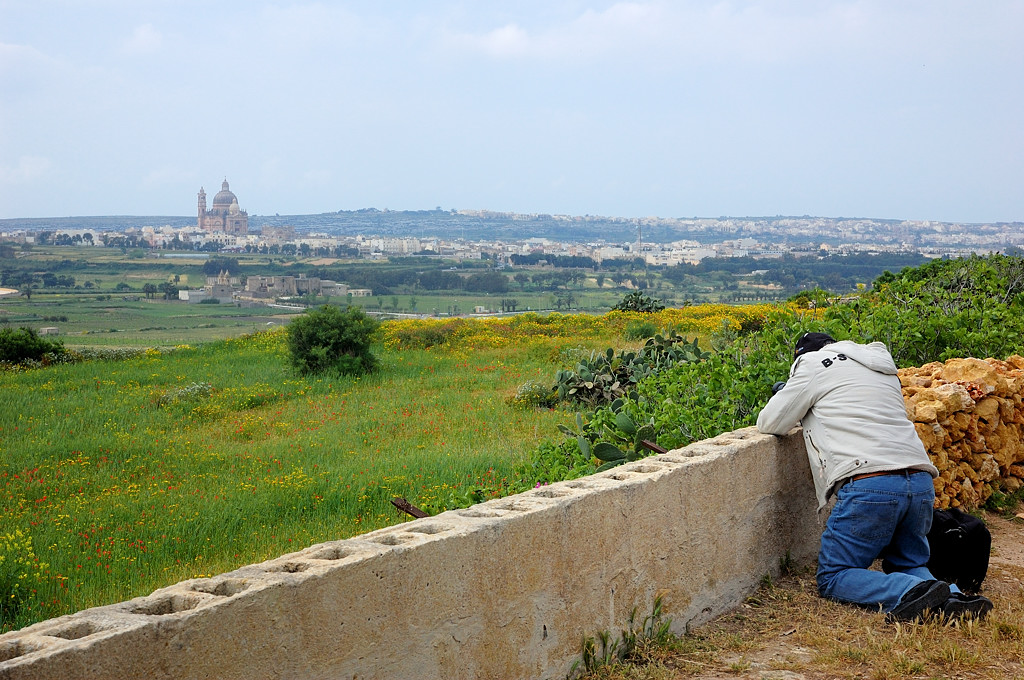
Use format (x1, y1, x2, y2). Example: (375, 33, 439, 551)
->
(197, 179, 248, 235)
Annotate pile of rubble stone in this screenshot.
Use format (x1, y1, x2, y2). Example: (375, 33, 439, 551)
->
(900, 356, 1024, 509)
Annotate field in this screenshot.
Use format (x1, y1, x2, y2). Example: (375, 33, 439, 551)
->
(0, 305, 770, 632)
(0, 330, 573, 630)
(1, 295, 303, 347)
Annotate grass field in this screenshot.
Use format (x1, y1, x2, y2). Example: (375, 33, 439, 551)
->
(0, 331, 581, 631)
(0, 295, 304, 347)
(0, 306, 768, 632)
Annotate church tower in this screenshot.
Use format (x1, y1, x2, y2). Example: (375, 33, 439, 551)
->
(197, 187, 207, 230)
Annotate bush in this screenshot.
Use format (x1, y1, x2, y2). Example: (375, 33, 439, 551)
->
(286, 305, 380, 377)
(623, 320, 658, 340)
(0, 327, 66, 365)
(612, 291, 665, 313)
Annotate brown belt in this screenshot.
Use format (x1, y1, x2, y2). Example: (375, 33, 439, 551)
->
(851, 469, 909, 482)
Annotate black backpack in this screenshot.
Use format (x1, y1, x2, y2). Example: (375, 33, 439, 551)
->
(926, 508, 991, 594)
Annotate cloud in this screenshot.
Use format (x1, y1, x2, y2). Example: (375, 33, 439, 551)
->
(0, 41, 48, 74)
(122, 24, 163, 55)
(439, 1, 1019, 67)
(0, 156, 52, 183)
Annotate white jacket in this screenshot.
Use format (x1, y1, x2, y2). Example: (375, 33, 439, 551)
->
(756, 340, 937, 510)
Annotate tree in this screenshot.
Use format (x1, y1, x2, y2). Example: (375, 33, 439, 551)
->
(0, 327, 65, 364)
(143, 283, 158, 299)
(286, 305, 380, 377)
(160, 282, 179, 300)
(463, 271, 509, 293)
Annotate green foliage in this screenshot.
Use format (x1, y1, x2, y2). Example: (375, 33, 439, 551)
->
(612, 290, 665, 313)
(518, 253, 1024, 492)
(825, 253, 1024, 366)
(0, 327, 66, 366)
(554, 334, 709, 408)
(286, 304, 380, 376)
(157, 381, 213, 408)
(983, 486, 1024, 516)
(586, 407, 660, 472)
(554, 348, 636, 406)
(623, 319, 658, 340)
(509, 380, 558, 409)
(510, 416, 596, 489)
(0, 529, 47, 628)
(202, 256, 241, 276)
(569, 595, 675, 679)
(787, 287, 836, 309)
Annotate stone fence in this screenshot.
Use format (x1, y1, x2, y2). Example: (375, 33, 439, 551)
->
(0, 428, 819, 680)
(900, 356, 1024, 509)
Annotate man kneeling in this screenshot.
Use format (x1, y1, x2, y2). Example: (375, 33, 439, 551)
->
(757, 333, 992, 621)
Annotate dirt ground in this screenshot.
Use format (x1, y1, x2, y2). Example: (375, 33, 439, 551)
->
(663, 509, 1024, 680)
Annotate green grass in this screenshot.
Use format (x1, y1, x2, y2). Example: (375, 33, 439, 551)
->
(1, 295, 303, 347)
(0, 329, 573, 631)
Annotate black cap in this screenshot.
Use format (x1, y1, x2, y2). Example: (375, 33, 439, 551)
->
(794, 332, 835, 358)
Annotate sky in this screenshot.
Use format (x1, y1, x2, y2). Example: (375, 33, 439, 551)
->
(1, 1, 1022, 223)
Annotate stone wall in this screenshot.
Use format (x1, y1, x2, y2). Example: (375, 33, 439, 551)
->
(0, 428, 820, 680)
(900, 355, 1024, 509)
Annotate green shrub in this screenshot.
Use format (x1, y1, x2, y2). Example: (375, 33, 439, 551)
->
(509, 380, 558, 409)
(554, 334, 709, 407)
(286, 304, 380, 377)
(0, 327, 66, 365)
(623, 320, 658, 340)
(612, 291, 665, 313)
(826, 253, 1024, 366)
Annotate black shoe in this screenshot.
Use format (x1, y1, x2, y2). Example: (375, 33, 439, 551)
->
(941, 592, 993, 620)
(887, 580, 951, 623)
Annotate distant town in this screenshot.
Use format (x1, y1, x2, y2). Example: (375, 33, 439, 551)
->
(2, 180, 1023, 269)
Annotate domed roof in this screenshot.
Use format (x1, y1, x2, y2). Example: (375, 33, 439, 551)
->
(212, 179, 238, 207)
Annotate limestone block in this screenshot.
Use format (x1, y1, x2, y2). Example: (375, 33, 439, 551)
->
(939, 358, 1009, 396)
(949, 441, 971, 463)
(958, 461, 980, 484)
(966, 434, 987, 454)
(974, 396, 1001, 423)
(999, 398, 1015, 423)
(932, 382, 977, 412)
(914, 399, 947, 423)
(965, 453, 1000, 482)
(915, 422, 945, 453)
(946, 411, 971, 440)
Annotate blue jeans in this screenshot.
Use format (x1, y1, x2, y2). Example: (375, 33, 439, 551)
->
(816, 470, 957, 612)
